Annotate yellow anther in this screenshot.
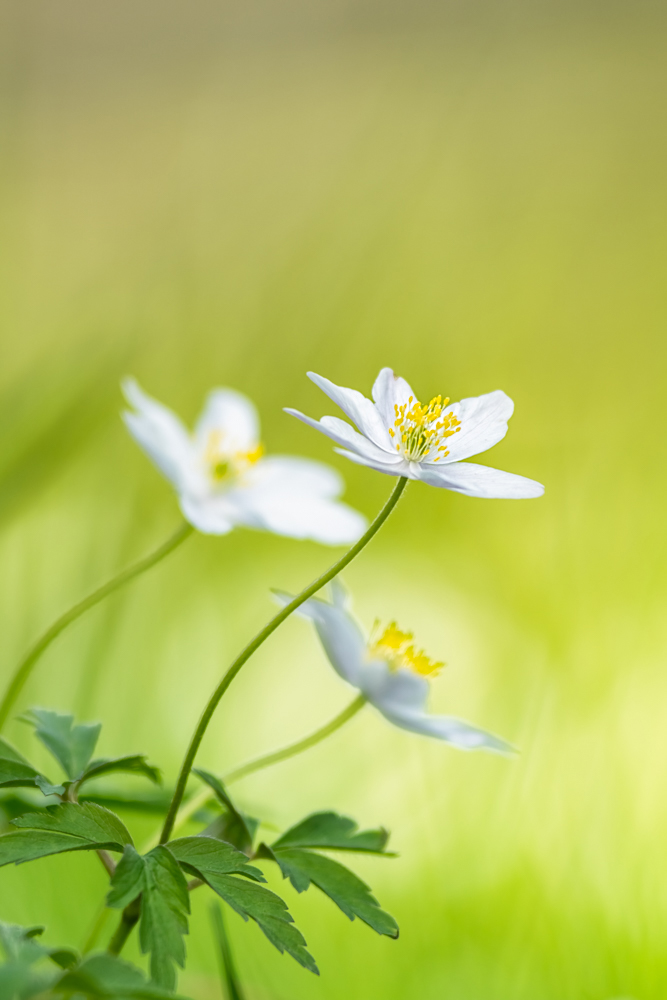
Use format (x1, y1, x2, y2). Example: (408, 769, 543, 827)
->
(368, 621, 444, 677)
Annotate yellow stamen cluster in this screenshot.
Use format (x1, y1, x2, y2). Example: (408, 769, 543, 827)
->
(369, 621, 444, 677)
(205, 431, 264, 484)
(388, 395, 461, 462)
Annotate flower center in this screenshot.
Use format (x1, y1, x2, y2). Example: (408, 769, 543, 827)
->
(368, 621, 444, 676)
(387, 395, 461, 462)
(205, 431, 264, 485)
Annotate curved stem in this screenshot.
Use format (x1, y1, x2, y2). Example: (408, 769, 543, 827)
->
(225, 693, 367, 785)
(107, 897, 141, 957)
(160, 477, 408, 844)
(0, 522, 193, 731)
(149, 694, 366, 850)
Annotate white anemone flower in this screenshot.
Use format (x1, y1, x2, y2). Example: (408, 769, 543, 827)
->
(282, 582, 513, 754)
(285, 368, 544, 499)
(122, 379, 367, 544)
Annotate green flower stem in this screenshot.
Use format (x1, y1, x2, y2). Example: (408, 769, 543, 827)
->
(210, 903, 246, 1000)
(0, 522, 193, 731)
(160, 477, 408, 844)
(107, 897, 141, 957)
(147, 693, 367, 850)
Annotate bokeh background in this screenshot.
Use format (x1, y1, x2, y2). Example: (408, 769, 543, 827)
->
(1, 0, 666, 997)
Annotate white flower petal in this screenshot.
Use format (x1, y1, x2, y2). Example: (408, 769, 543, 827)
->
(415, 461, 544, 498)
(430, 390, 515, 464)
(122, 378, 198, 491)
(179, 493, 235, 535)
(285, 594, 367, 686)
(371, 367, 419, 429)
(360, 663, 513, 754)
(232, 456, 368, 544)
(194, 388, 260, 454)
(333, 448, 414, 478)
(382, 707, 515, 754)
(306, 372, 392, 449)
(284, 410, 398, 464)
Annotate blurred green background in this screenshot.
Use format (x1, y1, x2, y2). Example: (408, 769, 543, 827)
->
(1, 0, 666, 996)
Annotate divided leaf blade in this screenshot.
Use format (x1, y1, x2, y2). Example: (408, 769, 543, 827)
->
(0, 803, 133, 866)
(273, 811, 391, 854)
(80, 755, 162, 787)
(193, 769, 256, 853)
(23, 709, 101, 779)
(169, 836, 265, 882)
(201, 873, 318, 975)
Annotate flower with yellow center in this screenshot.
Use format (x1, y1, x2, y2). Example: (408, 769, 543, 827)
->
(122, 379, 367, 544)
(277, 581, 513, 754)
(285, 368, 544, 499)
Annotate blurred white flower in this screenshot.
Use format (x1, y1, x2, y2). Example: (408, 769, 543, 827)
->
(285, 368, 544, 499)
(122, 379, 367, 544)
(281, 581, 513, 754)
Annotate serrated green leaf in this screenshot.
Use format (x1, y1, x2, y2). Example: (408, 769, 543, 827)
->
(141, 847, 190, 990)
(107, 846, 190, 991)
(273, 811, 391, 853)
(22, 709, 101, 779)
(168, 836, 265, 883)
(264, 846, 398, 938)
(193, 769, 257, 853)
(79, 755, 162, 788)
(0, 802, 132, 866)
(55, 953, 189, 998)
(198, 872, 318, 974)
(107, 845, 147, 909)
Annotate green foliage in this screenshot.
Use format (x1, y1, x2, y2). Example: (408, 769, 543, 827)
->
(22, 709, 101, 780)
(79, 755, 162, 788)
(260, 811, 398, 939)
(273, 811, 391, 854)
(202, 871, 318, 975)
(0, 736, 64, 796)
(108, 845, 191, 990)
(56, 953, 190, 998)
(168, 836, 265, 882)
(0, 802, 133, 866)
(262, 846, 398, 938)
(168, 833, 317, 974)
(193, 770, 258, 854)
(0, 920, 78, 999)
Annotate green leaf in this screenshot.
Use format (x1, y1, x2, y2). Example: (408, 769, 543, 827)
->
(79, 755, 162, 788)
(22, 709, 101, 779)
(168, 836, 265, 883)
(198, 872, 318, 974)
(262, 846, 398, 938)
(0, 802, 133, 866)
(55, 953, 190, 998)
(107, 845, 147, 910)
(107, 846, 190, 991)
(193, 769, 257, 853)
(79, 787, 175, 814)
(273, 811, 391, 853)
(0, 921, 78, 1000)
(0, 737, 63, 794)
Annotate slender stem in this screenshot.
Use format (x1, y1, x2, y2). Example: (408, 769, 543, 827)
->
(160, 477, 408, 844)
(0, 522, 193, 731)
(225, 693, 367, 784)
(107, 897, 141, 956)
(141, 694, 367, 854)
(210, 903, 246, 1000)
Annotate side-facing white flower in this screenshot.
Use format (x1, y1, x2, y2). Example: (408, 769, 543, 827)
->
(282, 581, 513, 754)
(122, 379, 367, 544)
(285, 368, 544, 499)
